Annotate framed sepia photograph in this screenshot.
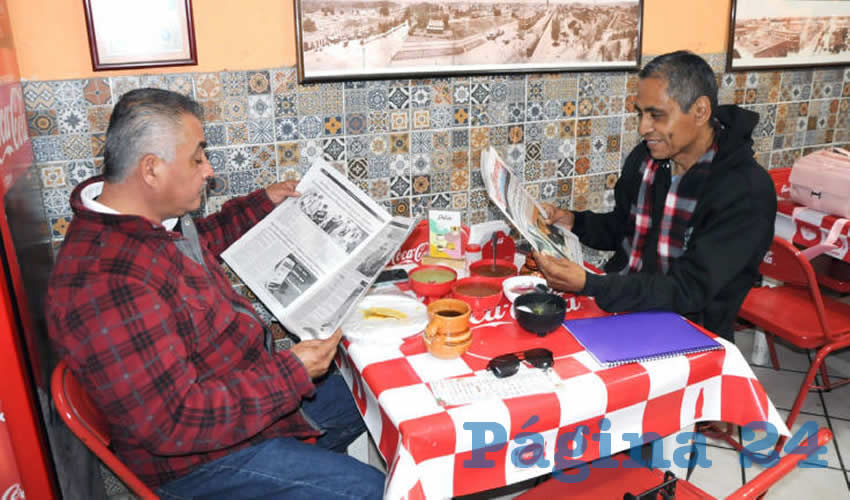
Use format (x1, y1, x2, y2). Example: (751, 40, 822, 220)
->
(83, 0, 197, 71)
(295, 0, 643, 82)
(728, 0, 850, 71)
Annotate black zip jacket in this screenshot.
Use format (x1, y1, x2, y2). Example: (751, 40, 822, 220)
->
(572, 105, 777, 340)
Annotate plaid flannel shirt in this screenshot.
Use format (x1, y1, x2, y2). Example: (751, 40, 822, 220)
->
(47, 176, 320, 488)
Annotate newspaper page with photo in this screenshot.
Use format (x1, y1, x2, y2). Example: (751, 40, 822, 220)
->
(221, 158, 417, 340)
(480, 146, 584, 266)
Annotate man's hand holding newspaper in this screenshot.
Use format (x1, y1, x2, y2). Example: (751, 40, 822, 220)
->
(480, 146, 585, 267)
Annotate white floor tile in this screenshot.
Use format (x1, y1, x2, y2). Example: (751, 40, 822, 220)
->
(776, 410, 841, 469)
(745, 459, 848, 499)
(820, 385, 850, 420)
(827, 417, 850, 471)
(737, 330, 813, 372)
(750, 366, 825, 415)
(685, 446, 744, 498)
(734, 329, 756, 360)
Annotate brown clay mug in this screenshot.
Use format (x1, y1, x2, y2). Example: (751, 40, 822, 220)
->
(424, 298, 473, 359)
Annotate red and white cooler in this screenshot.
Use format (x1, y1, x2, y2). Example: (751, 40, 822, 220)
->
(0, 401, 25, 500)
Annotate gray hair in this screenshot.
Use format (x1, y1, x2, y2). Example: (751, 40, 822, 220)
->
(104, 88, 202, 183)
(639, 50, 718, 117)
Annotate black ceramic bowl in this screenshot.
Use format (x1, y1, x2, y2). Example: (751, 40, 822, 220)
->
(514, 292, 567, 336)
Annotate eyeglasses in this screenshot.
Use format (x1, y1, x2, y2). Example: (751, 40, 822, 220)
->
(486, 348, 554, 378)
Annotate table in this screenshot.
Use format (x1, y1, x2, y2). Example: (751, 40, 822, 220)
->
(336, 289, 790, 499)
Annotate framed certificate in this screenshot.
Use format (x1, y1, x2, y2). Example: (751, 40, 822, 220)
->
(83, 0, 198, 71)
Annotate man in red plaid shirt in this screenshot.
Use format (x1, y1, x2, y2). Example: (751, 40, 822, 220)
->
(535, 51, 776, 341)
(46, 89, 384, 499)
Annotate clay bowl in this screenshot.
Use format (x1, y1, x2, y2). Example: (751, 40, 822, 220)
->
(409, 265, 457, 297)
(514, 292, 567, 337)
(469, 259, 518, 285)
(452, 276, 504, 313)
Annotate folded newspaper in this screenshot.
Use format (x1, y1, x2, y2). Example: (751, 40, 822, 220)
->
(222, 158, 418, 340)
(480, 146, 584, 265)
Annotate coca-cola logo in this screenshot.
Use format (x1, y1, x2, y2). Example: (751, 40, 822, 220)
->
(0, 85, 28, 163)
(389, 242, 427, 266)
(2, 484, 24, 500)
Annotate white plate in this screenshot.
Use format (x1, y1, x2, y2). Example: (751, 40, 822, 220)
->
(342, 294, 428, 345)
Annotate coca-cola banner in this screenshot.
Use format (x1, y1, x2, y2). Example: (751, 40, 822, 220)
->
(0, 81, 30, 196)
(0, 401, 25, 500)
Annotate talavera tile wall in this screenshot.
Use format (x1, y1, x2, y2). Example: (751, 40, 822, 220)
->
(23, 54, 850, 274)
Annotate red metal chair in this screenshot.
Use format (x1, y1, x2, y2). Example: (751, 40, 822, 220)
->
(51, 360, 158, 500)
(738, 237, 850, 450)
(517, 428, 832, 499)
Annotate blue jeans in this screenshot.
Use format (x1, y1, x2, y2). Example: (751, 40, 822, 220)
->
(157, 372, 384, 499)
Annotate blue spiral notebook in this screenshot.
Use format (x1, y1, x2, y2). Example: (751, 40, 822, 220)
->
(563, 311, 722, 367)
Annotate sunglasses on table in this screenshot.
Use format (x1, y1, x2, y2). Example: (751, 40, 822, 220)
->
(486, 348, 554, 378)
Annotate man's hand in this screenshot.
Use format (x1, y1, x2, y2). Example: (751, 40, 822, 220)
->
(290, 329, 342, 379)
(540, 202, 575, 230)
(265, 180, 300, 205)
(534, 252, 586, 293)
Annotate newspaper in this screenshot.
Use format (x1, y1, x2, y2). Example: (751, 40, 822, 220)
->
(480, 146, 584, 265)
(222, 158, 418, 340)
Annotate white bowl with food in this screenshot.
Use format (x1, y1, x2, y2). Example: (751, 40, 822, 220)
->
(502, 275, 547, 303)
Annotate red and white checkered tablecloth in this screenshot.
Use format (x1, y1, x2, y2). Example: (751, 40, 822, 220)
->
(336, 292, 790, 499)
(776, 199, 850, 262)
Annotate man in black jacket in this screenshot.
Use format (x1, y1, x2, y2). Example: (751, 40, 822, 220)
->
(537, 50, 776, 341)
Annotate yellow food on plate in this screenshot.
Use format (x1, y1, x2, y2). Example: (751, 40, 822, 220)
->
(362, 307, 408, 320)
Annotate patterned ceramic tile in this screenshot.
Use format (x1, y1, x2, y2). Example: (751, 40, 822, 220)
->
(57, 105, 89, 134)
(298, 82, 343, 115)
(195, 73, 222, 99)
(43, 186, 72, 216)
(748, 104, 777, 137)
(40, 164, 66, 188)
(247, 94, 273, 120)
(32, 137, 63, 162)
(248, 120, 275, 144)
(110, 76, 141, 102)
(64, 160, 100, 186)
(221, 71, 247, 96)
(276, 141, 300, 168)
(227, 123, 249, 145)
(271, 68, 298, 94)
(22, 81, 55, 109)
(204, 124, 227, 146)
(139, 75, 168, 90)
(52, 80, 85, 107)
(91, 133, 105, 158)
(87, 106, 111, 133)
(247, 71, 271, 95)
(165, 74, 194, 97)
(83, 79, 111, 105)
(199, 99, 223, 122)
(221, 96, 248, 122)
(27, 110, 58, 136)
(780, 70, 813, 101)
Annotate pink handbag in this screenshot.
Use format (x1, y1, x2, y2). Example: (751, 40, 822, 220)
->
(789, 148, 850, 218)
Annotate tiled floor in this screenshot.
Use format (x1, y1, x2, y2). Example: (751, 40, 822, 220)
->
(458, 328, 850, 499)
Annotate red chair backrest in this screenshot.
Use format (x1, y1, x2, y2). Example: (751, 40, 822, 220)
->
(51, 360, 158, 499)
(768, 167, 792, 197)
(759, 237, 835, 338)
